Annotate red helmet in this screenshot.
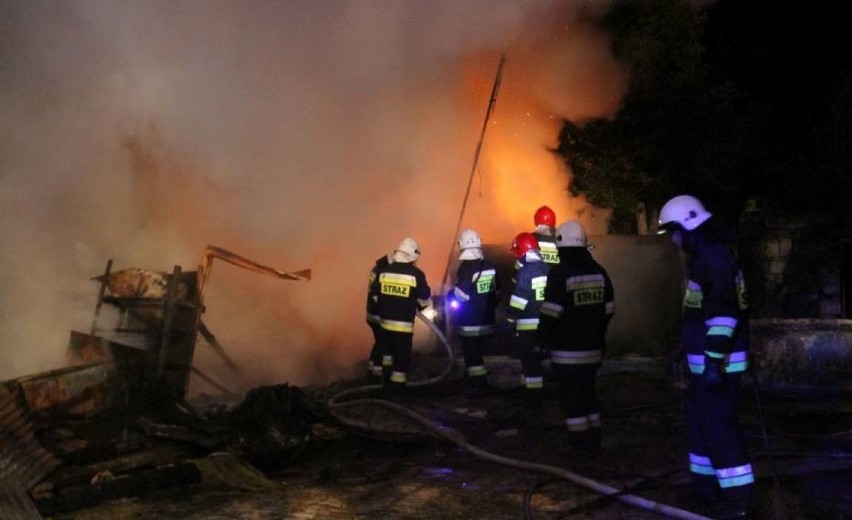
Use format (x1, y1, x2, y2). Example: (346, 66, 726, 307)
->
(533, 205, 556, 227)
(511, 232, 539, 259)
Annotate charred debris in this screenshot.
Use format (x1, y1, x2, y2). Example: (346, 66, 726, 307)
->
(0, 246, 319, 517)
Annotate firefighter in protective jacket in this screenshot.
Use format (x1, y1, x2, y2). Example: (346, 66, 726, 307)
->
(507, 232, 550, 406)
(451, 228, 501, 392)
(658, 195, 754, 519)
(366, 251, 392, 380)
(370, 237, 431, 397)
(538, 221, 614, 454)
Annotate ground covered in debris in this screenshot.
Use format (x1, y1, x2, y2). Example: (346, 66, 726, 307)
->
(38, 354, 852, 520)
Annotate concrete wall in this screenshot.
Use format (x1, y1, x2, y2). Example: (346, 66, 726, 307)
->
(750, 318, 852, 392)
(591, 234, 684, 357)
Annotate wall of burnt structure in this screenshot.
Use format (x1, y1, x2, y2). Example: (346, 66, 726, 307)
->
(738, 207, 852, 319)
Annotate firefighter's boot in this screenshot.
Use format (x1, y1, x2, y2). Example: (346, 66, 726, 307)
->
(558, 431, 588, 458)
(715, 485, 753, 519)
(367, 369, 383, 386)
(523, 388, 544, 409)
(387, 382, 408, 404)
(587, 426, 602, 455)
(519, 390, 545, 429)
(466, 375, 492, 396)
(690, 473, 719, 506)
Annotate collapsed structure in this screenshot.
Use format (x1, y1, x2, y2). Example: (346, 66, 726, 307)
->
(0, 246, 310, 516)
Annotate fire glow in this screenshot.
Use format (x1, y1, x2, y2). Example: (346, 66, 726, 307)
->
(1, 1, 629, 391)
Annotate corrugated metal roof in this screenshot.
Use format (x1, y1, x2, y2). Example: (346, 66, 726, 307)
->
(0, 386, 60, 491)
(0, 481, 43, 520)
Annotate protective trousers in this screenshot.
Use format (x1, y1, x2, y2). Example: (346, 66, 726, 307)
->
(381, 330, 413, 397)
(460, 335, 490, 388)
(514, 331, 544, 404)
(552, 363, 601, 451)
(685, 372, 754, 510)
(368, 322, 385, 378)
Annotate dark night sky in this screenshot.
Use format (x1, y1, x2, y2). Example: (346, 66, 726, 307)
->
(703, 0, 852, 213)
(704, 0, 852, 99)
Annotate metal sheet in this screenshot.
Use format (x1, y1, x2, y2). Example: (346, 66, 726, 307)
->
(16, 363, 112, 414)
(0, 387, 60, 492)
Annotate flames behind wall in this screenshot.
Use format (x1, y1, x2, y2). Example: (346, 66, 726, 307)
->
(0, 1, 628, 392)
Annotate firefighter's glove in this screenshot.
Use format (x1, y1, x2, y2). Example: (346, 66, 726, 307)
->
(703, 356, 727, 393)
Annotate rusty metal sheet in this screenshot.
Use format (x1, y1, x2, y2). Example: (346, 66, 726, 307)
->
(15, 362, 112, 414)
(65, 331, 111, 366)
(91, 268, 196, 300)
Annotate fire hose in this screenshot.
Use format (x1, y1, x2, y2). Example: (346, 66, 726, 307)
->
(328, 312, 713, 520)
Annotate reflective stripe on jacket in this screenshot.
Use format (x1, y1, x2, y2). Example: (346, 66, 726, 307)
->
(507, 250, 550, 331)
(453, 258, 501, 332)
(681, 232, 749, 374)
(533, 228, 560, 265)
(538, 247, 614, 357)
(371, 261, 431, 334)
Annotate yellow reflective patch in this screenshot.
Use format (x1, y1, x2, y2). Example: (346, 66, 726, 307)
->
(540, 243, 559, 263)
(381, 282, 410, 297)
(684, 289, 703, 308)
(532, 276, 547, 301)
(476, 275, 495, 294)
(570, 281, 603, 290)
(379, 272, 416, 285)
(573, 288, 603, 305)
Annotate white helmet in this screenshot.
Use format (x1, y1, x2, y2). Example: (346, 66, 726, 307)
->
(658, 195, 712, 232)
(555, 220, 587, 247)
(394, 237, 421, 262)
(458, 228, 482, 250)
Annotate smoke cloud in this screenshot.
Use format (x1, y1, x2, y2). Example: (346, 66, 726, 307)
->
(0, 0, 628, 392)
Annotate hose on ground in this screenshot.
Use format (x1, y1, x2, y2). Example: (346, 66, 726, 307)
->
(328, 312, 713, 520)
(749, 368, 793, 520)
(328, 311, 455, 408)
(523, 477, 561, 520)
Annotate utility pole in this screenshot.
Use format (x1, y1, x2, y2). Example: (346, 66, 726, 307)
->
(440, 53, 507, 292)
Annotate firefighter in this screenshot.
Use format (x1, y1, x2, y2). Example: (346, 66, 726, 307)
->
(532, 205, 560, 266)
(658, 195, 754, 519)
(370, 237, 431, 399)
(506, 232, 551, 409)
(366, 250, 393, 382)
(450, 228, 501, 393)
(538, 220, 614, 455)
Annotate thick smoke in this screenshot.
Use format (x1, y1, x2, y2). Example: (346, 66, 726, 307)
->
(0, 0, 627, 391)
